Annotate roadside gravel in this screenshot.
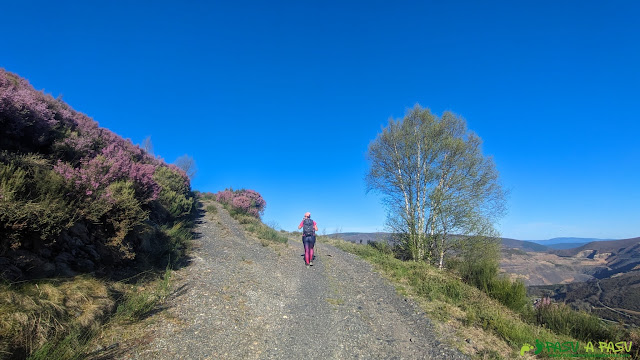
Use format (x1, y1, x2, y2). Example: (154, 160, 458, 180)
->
(120, 203, 469, 359)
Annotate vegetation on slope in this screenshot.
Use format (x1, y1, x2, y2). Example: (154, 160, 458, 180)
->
(321, 237, 639, 359)
(199, 189, 288, 245)
(0, 69, 196, 359)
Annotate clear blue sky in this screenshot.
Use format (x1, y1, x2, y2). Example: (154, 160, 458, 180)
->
(2, 1, 638, 240)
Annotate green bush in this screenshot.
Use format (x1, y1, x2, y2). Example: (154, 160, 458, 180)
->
(0, 155, 77, 253)
(159, 221, 193, 266)
(535, 303, 625, 342)
(369, 241, 394, 255)
(454, 253, 529, 314)
(488, 277, 529, 313)
(104, 181, 148, 259)
(153, 167, 194, 220)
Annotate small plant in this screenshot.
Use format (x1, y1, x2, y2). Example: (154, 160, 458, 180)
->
(245, 221, 288, 244)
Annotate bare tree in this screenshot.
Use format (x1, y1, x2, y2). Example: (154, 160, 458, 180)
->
(142, 136, 154, 156)
(366, 105, 506, 268)
(174, 154, 197, 180)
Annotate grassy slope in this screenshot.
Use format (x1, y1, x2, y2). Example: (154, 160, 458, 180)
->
(319, 236, 640, 360)
(0, 212, 195, 360)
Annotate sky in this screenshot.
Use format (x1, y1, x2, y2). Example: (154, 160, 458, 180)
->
(1, 0, 638, 240)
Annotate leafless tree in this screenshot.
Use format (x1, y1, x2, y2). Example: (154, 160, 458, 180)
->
(174, 154, 197, 180)
(142, 136, 154, 156)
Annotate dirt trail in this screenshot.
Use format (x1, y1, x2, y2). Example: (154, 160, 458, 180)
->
(120, 203, 468, 359)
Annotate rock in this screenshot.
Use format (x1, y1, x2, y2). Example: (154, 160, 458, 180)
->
(55, 252, 75, 264)
(68, 222, 89, 239)
(1, 265, 23, 281)
(55, 262, 77, 277)
(0, 257, 10, 266)
(75, 259, 95, 272)
(70, 237, 84, 248)
(38, 248, 52, 258)
(27, 262, 56, 278)
(83, 245, 101, 261)
(14, 250, 45, 272)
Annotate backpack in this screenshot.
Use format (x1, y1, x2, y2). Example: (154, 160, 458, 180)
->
(303, 218, 315, 236)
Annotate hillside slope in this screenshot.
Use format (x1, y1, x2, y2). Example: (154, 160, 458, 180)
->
(555, 237, 640, 279)
(1, 68, 194, 281)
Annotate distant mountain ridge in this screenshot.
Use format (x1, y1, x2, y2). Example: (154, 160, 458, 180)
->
(555, 237, 640, 279)
(529, 237, 614, 245)
(501, 238, 549, 252)
(333, 233, 618, 252)
(526, 237, 609, 250)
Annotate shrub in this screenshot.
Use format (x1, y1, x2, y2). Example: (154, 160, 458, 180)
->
(104, 181, 148, 259)
(244, 221, 288, 244)
(153, 166, 194, 220)
(0, 154, 77, 253)
(54, 148, 160, 204)
(159, 221, 193, 265)
(488, 276, 529, 313)
(535, 301, 625, 342)
(0, 70, 64, 153)
(452, 250, 529, 313)
(215, 188, 266, 219)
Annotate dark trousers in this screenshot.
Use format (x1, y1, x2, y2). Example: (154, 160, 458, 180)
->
(303, 235, 316, 264)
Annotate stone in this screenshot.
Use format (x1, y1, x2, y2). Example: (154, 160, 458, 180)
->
(55, 262, 77, 277)
(83, 245, 101, 261)
(55, 252, 75, 264)
(27, 262, 56, 278)
(75, 259, 95, 272)
(68, 222, 89, 239)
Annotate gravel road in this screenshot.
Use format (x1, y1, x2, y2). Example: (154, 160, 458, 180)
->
(121, 203, 469, 359)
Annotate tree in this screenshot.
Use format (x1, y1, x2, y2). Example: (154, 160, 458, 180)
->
(142, 136, 154, 156)
(365, 105, 506, 268)
(174, 154, 197, 180)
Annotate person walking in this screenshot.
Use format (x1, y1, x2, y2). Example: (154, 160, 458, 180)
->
(298, 212, 318, 266)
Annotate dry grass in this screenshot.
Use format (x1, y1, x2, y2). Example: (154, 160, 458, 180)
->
(0, 276, 114, 359)
(0, 265, 174, 360)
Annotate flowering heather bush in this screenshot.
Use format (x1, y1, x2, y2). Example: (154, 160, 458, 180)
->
(215, 189, 234, 204)
(215, 188, 266, 218)
(0, 68, 195, 266)
(0, 69, 62, 152)
(54, 145, 161, 202)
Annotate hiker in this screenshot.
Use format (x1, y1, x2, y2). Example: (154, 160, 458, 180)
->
(298, 212, 318, 266)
